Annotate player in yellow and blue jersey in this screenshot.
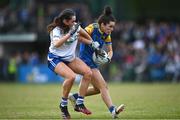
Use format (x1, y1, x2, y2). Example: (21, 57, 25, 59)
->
(79, 22, 112, 68)
(69, 6, 125, 119)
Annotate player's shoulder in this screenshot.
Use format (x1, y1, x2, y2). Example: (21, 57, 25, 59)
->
(52, 26, 60, 32)
(86, 23, 93, 29)
(92, 23, 99, 28)
(52, 26, 63, 34)
(86, 23, 99, 29)
(85, 23, 95, 35)
(53, 26, 60, 30)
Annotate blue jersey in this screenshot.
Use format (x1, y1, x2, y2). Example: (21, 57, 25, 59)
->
(79, 23, 112, 68)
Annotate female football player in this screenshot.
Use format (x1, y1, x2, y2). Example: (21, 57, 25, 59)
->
(47, 9, 99, 119)
(69, 6, 125, 119)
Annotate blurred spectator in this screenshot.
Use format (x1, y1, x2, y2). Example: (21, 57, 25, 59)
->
(7, 54, 17, 81)
(21, 51, 30, 64)
(29, 52, 40, 65)
(147, 46, 166, 81)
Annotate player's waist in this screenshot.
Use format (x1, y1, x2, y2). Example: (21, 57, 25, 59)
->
(48, 52, 75, 62)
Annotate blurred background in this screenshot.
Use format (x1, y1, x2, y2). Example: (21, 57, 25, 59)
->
(0, 0, 180, 83)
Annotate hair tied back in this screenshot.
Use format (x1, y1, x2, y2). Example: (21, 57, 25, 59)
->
(103, 6, 112, 16)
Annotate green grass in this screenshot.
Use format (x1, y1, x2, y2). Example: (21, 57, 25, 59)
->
(0, 83, 180, 119)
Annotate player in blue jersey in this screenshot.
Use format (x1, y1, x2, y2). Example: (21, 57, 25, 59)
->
(69, 6, 125, 118)
(47, 9, 100, 119)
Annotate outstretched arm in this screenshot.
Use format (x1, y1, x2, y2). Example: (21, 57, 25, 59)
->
(79, 28, 100, 50)
(78, 28, 92, 44)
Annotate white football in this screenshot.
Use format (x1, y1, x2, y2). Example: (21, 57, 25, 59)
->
(92, 49, 108, 65)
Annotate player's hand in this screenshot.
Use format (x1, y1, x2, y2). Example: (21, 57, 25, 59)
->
(69, 23, 80, 36)
(104, 56, 111, 63)
(94, 49, 105, 57)
(94, 49, 111, 64)
(95, 49, 111, 62)
(90, 41, 100, 50)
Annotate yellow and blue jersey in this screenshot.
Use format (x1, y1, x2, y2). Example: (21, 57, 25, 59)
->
(79, 23, 112, 68)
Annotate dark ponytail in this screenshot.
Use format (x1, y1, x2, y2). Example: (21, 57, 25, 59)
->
(47, 9, 75, 33)
(103, 6, 112, 16)
(97, 6, 116, 25)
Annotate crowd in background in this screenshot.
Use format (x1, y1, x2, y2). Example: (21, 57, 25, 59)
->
(108, 20, 180, 82)
(0, 0, 180, 82)
(0, 51, 40, 81)
(0, 0, 91, 33)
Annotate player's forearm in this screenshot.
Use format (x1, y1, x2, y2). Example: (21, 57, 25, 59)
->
(79, 28, 92, 44)
(53, 33, 71, 47)
(78, 36, 92, 45)
(106, 45, 113, 59)
(108, 51, 113, 59)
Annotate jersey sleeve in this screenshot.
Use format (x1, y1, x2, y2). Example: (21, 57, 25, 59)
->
(85, 24, 94, 35)
(52, 27, 61, 41)
(105, 35, 112, 45)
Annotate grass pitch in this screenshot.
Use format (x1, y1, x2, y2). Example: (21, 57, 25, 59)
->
(0, 83, 180, 119)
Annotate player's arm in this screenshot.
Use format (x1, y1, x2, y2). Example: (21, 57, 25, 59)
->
(79, 27, 99, 50)
(106, 44, 113, 59)
(105, 35, 113, 60)
(79, 24, 94, 44)
(53, 24, 80, 47)
(53, 33, 71, 47)
(78, 28, 92, 44)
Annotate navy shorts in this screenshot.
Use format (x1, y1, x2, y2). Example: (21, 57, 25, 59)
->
(80, 55, 99, 69)
(47, 53, 70, 72)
